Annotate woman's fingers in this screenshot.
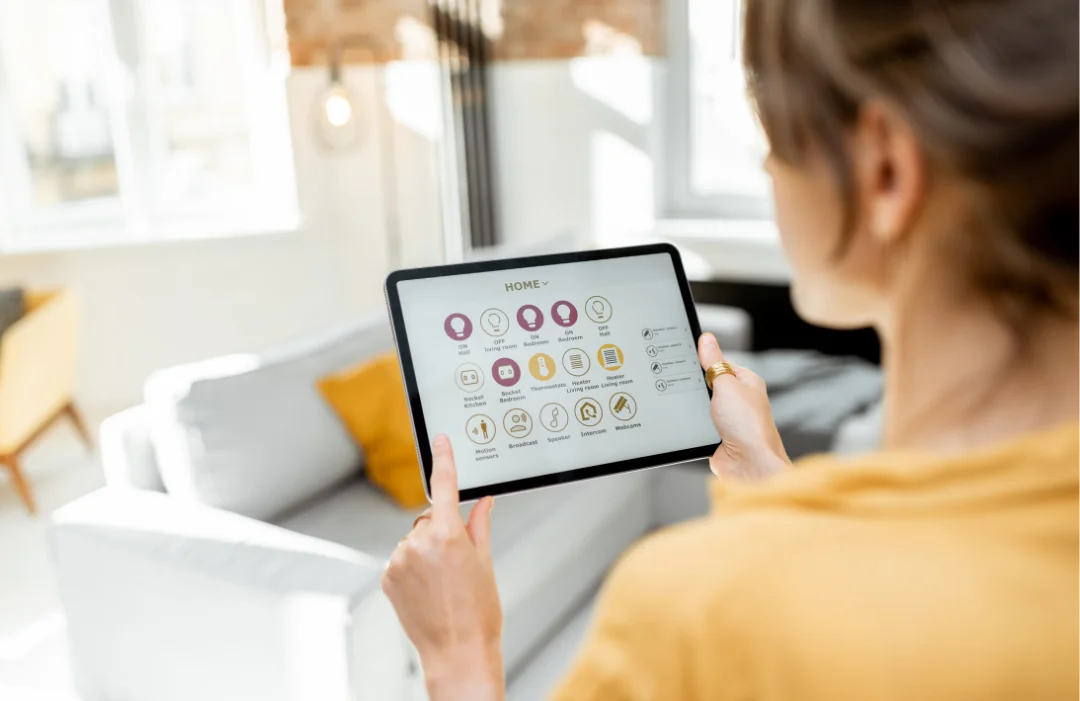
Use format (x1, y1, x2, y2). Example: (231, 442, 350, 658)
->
(465, 496, 495, 563)
(429, 434, 461, 518)
(698, 332, 726, 370)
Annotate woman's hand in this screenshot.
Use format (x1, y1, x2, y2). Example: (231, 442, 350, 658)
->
(698, 333, 791, 481)
(381, 434, 505, 701)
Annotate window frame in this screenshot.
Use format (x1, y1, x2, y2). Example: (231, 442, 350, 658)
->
(663, 0, 771, 221)
(0, 0, 299, 253)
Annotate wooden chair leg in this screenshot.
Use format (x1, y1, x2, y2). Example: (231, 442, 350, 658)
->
(63, 402, 93, 452)
(1, 454, 37, 515)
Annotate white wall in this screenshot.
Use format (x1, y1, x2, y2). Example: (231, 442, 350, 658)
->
(0, 57, 665, 413)
(0, 65, 443, 413)
(489, 58, 663, 248)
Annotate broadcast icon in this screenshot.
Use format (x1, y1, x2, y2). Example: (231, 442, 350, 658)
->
(503, 409, 534, 438)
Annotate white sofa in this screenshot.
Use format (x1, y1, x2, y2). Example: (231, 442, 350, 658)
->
(50, 306, 753, 701)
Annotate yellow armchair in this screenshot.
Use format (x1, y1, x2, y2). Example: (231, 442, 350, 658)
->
(0, 289, 91, 513)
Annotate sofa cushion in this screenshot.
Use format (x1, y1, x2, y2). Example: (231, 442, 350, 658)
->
(277, 469, 654, 675)
(145, 315, 394, 521)
(318, 352, 427, 508)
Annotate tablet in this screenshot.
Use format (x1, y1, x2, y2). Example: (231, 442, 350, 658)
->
(385, 243, 720, 502)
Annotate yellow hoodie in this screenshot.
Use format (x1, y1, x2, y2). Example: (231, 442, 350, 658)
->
(552, 423, 1079, 700)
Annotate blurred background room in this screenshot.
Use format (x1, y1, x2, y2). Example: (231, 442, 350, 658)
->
(0, 1, 883, 699)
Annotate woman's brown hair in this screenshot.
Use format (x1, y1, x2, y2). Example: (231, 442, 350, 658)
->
(744, 0, 1078, 325)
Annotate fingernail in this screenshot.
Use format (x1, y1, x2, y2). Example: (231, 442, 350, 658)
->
(434, 434, 449, 448)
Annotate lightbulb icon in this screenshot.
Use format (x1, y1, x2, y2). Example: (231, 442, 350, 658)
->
(556, 304, 570, 323)
(584, 296, 611, 323)
(523, 308, 537, 328)
(443, 313, 472, 340)
(488, 313, 501, 332)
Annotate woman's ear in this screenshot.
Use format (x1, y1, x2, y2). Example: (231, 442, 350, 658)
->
(853, 100, 927, 246)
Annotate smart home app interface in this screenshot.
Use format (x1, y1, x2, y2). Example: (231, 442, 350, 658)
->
(396, 253, 719, 490)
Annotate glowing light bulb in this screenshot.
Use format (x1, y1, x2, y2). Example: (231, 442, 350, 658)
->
(450, 316, 465, 338)
(556, 304, 570, 323)
(324, 91, 353, 127)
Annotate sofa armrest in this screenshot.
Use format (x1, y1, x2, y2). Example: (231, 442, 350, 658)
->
(99, 405, 165, 492)
(50, 489, 411, 701)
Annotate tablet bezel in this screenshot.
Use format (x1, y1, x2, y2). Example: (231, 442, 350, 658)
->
(384, 243, 718, 502)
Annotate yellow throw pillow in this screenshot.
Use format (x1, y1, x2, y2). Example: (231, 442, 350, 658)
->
(318, 352, 428, 508)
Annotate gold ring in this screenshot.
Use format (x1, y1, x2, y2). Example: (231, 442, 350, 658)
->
(412, 512, 433, 529)
(705, 361, 736, 390)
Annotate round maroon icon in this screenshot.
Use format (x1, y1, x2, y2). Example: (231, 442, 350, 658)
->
(550, 301, 578, 327)
(516, 304, 544, 331)
(444, 313, 473, 340)
(491, 357, 522, 388)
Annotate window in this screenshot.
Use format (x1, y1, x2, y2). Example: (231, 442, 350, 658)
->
(0, 0, 297, 251)
(666, 0, 771, 220)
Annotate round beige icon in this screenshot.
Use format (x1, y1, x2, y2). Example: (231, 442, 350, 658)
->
(540, 402, 569, 432)
(596, 343, 624, 372)
(528, 352, 557, 381)
(503, 408, 533, 439)
(585, 295, 613, 323)
(561, 347, 590, 377)
(479, 308, 510, 337)
(609, 392, 637, 421)
(465, 414, 496, 444)
(574, 397, 603, 427)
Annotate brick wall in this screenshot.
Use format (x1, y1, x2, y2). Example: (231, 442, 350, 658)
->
(283, 0, 664, 66)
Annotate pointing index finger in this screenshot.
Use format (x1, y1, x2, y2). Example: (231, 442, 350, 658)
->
(429, 434, 461, 516)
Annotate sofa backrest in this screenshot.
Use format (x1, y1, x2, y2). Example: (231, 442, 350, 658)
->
(143, 314, 394, 521)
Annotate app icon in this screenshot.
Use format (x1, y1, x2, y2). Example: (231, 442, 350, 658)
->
(655, 379, 668, 392)
(516, 304, 544, 331)
(641, 328, 654, 340)
(480, 308, 510, 337)
(585, 296, 613, 323)
(540, 402, 569, 432)
(503, 408, 533, 438)
(650, 361, 664, 375)
(574, 397, 603, 427)
(491, 357, 521, 387)
(646, 345, 658, 357)
(596, 343, 624, 372)
(609, 392, 637, 421)
(551, 301, 578, 327)
(465, 414, 496, 444)
(444, 313, 473, 340)
(454, 362, 485, 392)
(528, 352, 557, 381)
(561, 347, 590, 377)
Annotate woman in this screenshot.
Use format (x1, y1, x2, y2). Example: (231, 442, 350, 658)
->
(382, 0, 1079, 698)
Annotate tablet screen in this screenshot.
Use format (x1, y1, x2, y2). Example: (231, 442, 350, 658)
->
(394, 250, 719, 492)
